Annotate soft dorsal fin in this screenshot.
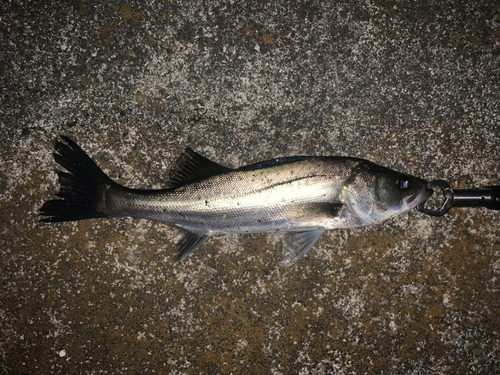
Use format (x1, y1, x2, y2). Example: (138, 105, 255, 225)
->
(167, 148, 232, 188)
(238, 156, 308, 171)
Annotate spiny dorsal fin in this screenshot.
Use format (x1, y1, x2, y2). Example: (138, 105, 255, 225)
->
(167, 148, 232, 188)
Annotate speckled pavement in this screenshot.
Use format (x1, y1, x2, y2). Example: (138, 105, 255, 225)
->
(1, 1, 499, 374)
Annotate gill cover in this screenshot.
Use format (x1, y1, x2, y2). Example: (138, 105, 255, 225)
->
(342, 162, 429, 225)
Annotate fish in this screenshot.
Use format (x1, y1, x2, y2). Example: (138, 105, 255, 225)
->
(40, 136, 432, 265)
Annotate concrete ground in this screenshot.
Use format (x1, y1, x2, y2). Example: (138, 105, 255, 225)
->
(1, 1, 499, 374)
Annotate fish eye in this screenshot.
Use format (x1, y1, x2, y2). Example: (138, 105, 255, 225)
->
(397, 177, 411, 190)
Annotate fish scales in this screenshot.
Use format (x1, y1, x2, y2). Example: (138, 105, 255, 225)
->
(106, 158, 358, 233)
(40, 137, 431, 264)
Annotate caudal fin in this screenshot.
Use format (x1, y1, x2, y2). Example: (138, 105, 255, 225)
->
(40, 136, 118, 222)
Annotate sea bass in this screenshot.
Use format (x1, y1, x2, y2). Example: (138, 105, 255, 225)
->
(40, 137, 432, 265)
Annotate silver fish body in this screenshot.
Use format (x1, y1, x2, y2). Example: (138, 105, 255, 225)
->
(41, 137, 432, 264)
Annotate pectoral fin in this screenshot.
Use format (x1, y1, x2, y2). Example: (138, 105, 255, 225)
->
(174, 229, 210, 261)
(282, 230, 325, 266)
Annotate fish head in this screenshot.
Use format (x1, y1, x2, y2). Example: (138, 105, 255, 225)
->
(342, 161, 432, 225)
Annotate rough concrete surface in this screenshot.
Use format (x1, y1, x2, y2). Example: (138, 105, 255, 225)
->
(1, 1, 499, 374)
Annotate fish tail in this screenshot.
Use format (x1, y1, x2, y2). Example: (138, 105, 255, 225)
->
(40, 136, 118, 222)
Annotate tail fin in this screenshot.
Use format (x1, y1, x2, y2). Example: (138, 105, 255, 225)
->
(40, 136, 118, 222)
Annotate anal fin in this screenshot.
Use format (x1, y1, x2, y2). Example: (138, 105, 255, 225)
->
(283, 230, 325, 266)
(174, 229, 210, 261)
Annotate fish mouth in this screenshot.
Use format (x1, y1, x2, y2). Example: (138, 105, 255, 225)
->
(421, 188, 434, 203)
(406, 188, 434, 207)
